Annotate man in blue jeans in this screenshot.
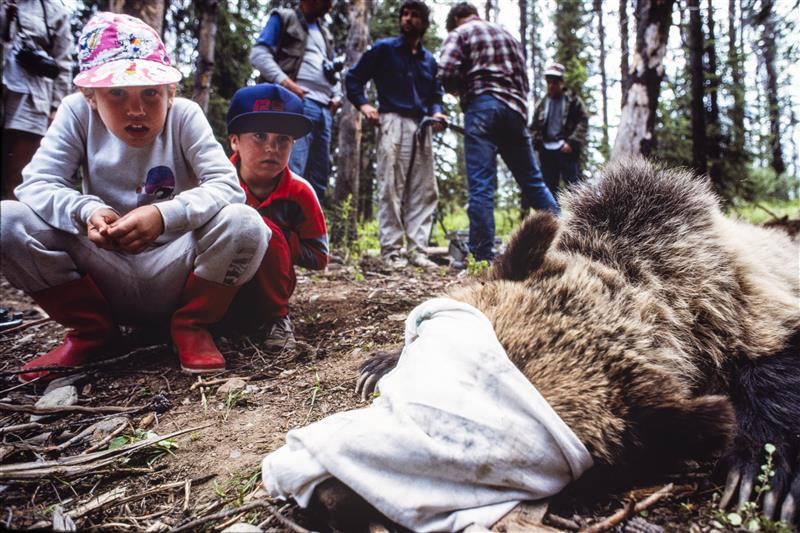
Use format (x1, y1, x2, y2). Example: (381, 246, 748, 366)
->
(439, 2, 558, 262)
(250, 0, 341, 203)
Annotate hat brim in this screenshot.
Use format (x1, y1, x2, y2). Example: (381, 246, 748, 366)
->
(74, 59, 182, 88)
(544, 71, 564, 79)
(228, 112, 312, 139)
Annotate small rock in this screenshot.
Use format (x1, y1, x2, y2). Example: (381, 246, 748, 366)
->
(216, 378, 248, 398)
(229, 448, 242, 459)
(31, 386, 78, 422)
(43, 373, 87, 395)
(91, 416, 128, 438)
(388, 313, 406, 322)
(138, 412, 156, 429)
(221, 523, 262, 533)
(181, 397, 191, 405)
(244, 384, 259, 395)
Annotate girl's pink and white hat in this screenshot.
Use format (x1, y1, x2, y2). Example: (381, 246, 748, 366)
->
(74, 12, 182, 88)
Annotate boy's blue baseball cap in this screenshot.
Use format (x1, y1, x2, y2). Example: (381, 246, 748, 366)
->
(227, 83, 312, 139)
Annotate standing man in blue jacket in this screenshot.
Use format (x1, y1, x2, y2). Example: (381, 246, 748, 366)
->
(345, 0, 446, 270)
(250, 0, 341, 203)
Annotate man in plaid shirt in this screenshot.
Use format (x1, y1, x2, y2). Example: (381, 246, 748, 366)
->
(439, 2, 559, 263)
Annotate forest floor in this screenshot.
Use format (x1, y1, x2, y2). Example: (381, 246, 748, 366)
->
(0, 246, 793, 532)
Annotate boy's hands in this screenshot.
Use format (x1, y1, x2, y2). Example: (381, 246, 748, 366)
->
(107, 206, 165, 254)
(87, 208, 120, 250)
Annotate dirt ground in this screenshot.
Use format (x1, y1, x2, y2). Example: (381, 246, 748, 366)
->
(0, 256, 783, 532)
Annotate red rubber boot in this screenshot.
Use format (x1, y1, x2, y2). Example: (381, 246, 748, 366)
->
(20, 276, 119, 383)
(171, 273, 239, 373)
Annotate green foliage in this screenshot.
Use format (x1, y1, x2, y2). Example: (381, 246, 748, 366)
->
(711, 444, 793, 533)
(466, 256, 490, 277)
(108, 429, 178, 466)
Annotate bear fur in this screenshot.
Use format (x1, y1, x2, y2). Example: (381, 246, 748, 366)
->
(320, 158, 800, 528)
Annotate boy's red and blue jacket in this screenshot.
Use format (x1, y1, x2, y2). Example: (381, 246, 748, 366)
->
(233, 155, 329, 271)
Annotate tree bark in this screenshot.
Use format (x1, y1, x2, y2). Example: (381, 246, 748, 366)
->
(519, 0, 528, 61)
(687, 0, 707, 173)
(192, 0, 219, 114)
(611, 0, 676, 160)
(727, 0, 745, 161)
(333, 0, 371, 244)
(704, 0, 722, 190)
(594, 0, 610, 158)
(760, 6, 785, 175)
(108, 0, 165, 36)
(620, 0, 630, 109)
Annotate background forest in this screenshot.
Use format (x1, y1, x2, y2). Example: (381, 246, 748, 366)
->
(69, 0, 799, 248)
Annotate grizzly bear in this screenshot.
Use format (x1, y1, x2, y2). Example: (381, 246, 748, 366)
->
(320, 158, 800, 528)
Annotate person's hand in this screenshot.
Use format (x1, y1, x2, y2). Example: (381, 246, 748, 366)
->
(329, 97, 342, 113)
(106, 205, 164, 254)
(359, 104, 380, 125)
(560, 143, 573, 154)
(87, 208, 120, 251)
(431, 112, 448, 133)
(280, 78, 308, 100)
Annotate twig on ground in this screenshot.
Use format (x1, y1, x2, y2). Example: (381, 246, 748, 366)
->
(168, 500, 310, 533)
(579, 483, 674, 533)
(0, 317, 53, 336)
(0, 422, 43, 435)
(81, 418, 130, 454)
(0, 402, 146, 415)
(189, 376, 251, 391)
(0, 423, 212, 480)
(545, 513, 581, 530)
(0, 344, 168, 377)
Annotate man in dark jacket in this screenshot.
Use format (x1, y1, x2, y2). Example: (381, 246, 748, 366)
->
(531, 62, 589, 200)
(249, 0, 341, 202)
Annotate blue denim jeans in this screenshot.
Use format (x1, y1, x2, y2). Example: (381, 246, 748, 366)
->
(463, 94, 559, 261)
(289, 98, 331, 202)
(539, 148, 579, 202)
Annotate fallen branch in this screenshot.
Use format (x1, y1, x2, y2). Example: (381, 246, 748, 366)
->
(0, 344, 168, 378)
(579, 483, 673, 533)
(0, 317, 53, 336)
(81, 418, 130, 454)
(189, 376, 251, 391)
(0, 422, 43, 435)
(0, 423, 212, 480)
(0, 402, 146, 415)
(168, 500, 310, 533)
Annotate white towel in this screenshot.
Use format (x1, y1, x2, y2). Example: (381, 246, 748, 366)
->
(262, 297, 593, 532)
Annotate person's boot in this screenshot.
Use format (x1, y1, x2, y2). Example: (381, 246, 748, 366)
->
(171, 273, 239, 373)
(20, 276, 119, 383)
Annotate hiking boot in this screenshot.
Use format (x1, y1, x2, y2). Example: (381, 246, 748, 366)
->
(264, 315, 296, 353)
(409, 253, 438, 269)
(382, 252, 408, 269)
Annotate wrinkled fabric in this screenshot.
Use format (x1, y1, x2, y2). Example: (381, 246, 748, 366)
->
(263, 297, 592, 532)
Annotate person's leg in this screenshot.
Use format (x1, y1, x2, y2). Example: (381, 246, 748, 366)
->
(403, 124, 438, 264)
(0, 200, 120, 382)
(538, 149, 561, 199)
(496, 107, 559, 216)
(376, 113, 407, 264)
(464, 96, 501, 262)
(559, 151, 581, 192)
(170, 203, 268, 373)
(288, 98, 322, 185)
(303, 101, 332, 203)
(2, 90, 49, 199)
(2, 129, 43, 199)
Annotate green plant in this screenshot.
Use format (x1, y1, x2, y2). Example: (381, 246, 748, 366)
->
(108, 429, 177, 466)
(711, 443, 793, 532)
(223, 389, 245, 421)
(302, 369, 322, 424)
(466, 256, 490, 277)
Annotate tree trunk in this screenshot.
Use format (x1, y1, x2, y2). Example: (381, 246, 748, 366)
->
(760, 7, 785, 175)
(594, 0, 610, 158)
(727, 0, 745, 163)
(620, 0, 630, 109)
(529, 0, 543, 104)
(519, 0, 528, 61)
(704, 0, 722, 190)
(192, 0, 218, 114)
(333, 0, 370, 245)
(611, 0, 675, 159)
(687, 0, 707, 173)
(108, 0, 165, 36)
